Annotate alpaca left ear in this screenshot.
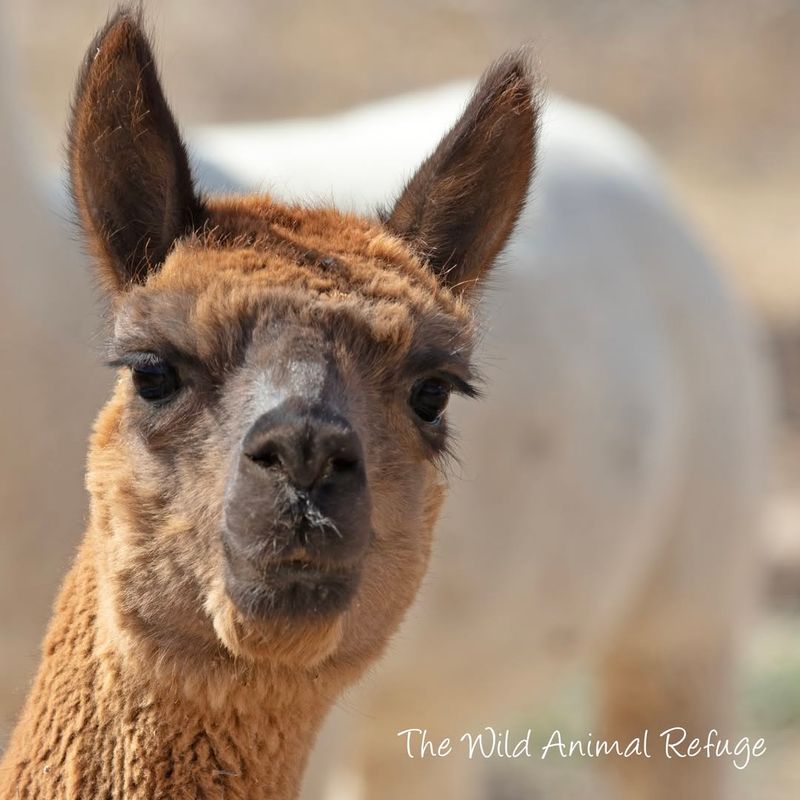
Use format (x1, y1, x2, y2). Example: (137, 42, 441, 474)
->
(67, 10, 203, 293)
(383, 51, 540, 295)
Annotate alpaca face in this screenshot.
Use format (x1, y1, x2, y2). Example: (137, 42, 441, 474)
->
(89, 207, 476, 668)
(69, 12, 537, 673)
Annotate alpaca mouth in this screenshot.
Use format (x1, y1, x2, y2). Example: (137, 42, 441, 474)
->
(225, 557, 362, 620)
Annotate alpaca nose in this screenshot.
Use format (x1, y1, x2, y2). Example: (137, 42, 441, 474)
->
(242, 404, 363, 491)
(223, 398, 372, 569)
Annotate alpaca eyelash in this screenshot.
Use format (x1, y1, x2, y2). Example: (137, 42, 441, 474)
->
(442, 374, 481, 399)
(105, 347, 202, 372)
(423, 370, 480, 399)
(106, 352, 167, 370)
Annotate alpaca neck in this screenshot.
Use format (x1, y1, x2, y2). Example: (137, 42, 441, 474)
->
(0, 542, 331, 800)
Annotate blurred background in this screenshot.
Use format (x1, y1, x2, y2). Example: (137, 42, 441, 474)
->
(1, 1, 798, 797)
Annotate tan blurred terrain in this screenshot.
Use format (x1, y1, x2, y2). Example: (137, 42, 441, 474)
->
(2, 1, 799, 796)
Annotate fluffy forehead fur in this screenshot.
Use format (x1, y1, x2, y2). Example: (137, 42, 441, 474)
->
(113, 196, 474, 371)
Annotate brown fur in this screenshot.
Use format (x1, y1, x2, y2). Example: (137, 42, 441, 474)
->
(0, 8, 537, 799)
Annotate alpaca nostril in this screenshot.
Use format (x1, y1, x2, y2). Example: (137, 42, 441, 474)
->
(319, 452, 362, 485)
(247, 445, 283, 471)
(329, 456, 359, 474)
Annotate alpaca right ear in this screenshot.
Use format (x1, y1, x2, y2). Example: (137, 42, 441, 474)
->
(67, 10, 202, 293)
(383, 51, 539, 296)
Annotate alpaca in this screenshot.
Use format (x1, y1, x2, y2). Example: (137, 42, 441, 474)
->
(0, 11, 538, 799)
(185, 80, 773, 800)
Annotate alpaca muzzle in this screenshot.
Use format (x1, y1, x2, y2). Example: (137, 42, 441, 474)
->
(222, 397, 372, 618)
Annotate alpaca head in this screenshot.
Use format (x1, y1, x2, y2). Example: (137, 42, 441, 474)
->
(69, 11, 538, 678)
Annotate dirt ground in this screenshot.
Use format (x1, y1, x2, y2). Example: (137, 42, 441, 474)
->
(3, 1, 799, 796)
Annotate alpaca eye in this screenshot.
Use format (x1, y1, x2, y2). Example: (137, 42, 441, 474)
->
(131, 357, 181, 403)
(410, 378, 451, 424)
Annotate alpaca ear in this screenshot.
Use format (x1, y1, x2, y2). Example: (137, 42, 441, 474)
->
(383, 51, 539, 295)
(67, 10, 202, 292)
